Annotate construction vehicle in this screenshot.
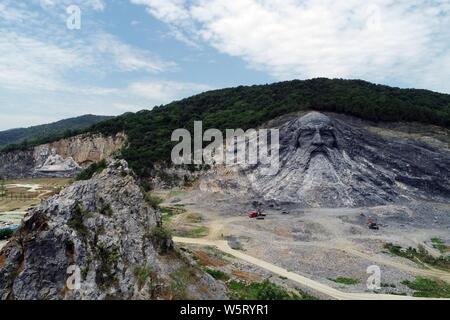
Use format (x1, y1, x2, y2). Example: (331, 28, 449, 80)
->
(247, 208, 266, 219)
(367, 218, 379, 230)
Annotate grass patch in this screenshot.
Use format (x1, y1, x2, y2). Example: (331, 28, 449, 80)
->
(75, 159, 107, 181)
(330, 277, 360, 285)
(431, 238, 448, 255)
(205, 268, 229, 281)
(160, 206, 186, 223)
(228, 279, 317, 300)
(134, 266, 155, 289)
(170, 264, 198, 299)
(384, 243, 450, 272)
(168, 190, 186, 198)
(185, 212, 202, 223)
(174, 226, 208, 238)
(402, 277, 450, 298)
(144, 192, 163, 209)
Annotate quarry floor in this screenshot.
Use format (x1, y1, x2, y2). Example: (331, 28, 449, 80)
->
(157, 187, 450, 299)
(0, 178, 71, 250)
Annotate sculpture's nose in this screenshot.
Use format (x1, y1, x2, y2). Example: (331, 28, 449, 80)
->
(312, 129, 323, 146)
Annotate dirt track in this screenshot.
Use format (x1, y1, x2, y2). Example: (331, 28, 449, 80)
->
(173, 236, 447, 300)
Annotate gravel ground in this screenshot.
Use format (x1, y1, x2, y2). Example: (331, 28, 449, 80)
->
(167, 189, 450, 296)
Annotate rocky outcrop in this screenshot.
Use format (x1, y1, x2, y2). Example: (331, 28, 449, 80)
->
(201, 112, 450, 207)
(0, 133, 126, 179)
(0, 160, 226, 300)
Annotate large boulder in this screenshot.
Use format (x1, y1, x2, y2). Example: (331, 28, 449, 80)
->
(0, 160, 226, 300)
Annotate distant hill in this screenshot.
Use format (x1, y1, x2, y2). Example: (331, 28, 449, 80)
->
(0, 114, 113, 149)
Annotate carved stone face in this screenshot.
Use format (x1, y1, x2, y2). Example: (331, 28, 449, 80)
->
(296, 112, 337, 157)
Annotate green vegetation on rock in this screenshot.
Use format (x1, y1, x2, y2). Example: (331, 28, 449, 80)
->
(75, 160, 107, 181)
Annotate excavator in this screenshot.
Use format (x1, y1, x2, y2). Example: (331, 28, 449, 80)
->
(367, 218, 379, 230)
(248, 201, 266, 219)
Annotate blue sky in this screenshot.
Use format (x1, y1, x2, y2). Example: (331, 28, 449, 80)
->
(0, 0, 449, 130)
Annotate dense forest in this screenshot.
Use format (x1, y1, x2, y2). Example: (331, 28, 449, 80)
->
(4, 78, 450, 177)
(0, 114, 112, 150)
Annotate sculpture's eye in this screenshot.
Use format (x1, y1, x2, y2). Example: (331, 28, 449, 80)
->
(320, 129, 334, 138)
(299, 129, 315, 138)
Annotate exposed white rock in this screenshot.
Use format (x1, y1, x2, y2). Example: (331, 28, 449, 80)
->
(200, 112, 450, 207)
(35, 148, 81, 174)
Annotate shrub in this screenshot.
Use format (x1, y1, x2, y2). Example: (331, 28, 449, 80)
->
(100, 203, 113, 216)
(76, 159, 107, 181)
(431, 238, 448, 254)
(0, 228, 14, 240)
(68, 202, 90, 238)
(205, 268, 229, 281)
(149, 226, 173, 254)
(144, 192, 163, 209)
(402, 277, 450, 298)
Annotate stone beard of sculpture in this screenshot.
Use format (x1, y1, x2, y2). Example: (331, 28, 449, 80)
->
(283, 112, 341, 171)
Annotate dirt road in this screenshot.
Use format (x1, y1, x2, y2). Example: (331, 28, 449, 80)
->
(174, 236, 447, 300)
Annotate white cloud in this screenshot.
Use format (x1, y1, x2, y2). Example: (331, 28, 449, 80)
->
(131, 0, 450, 92)
(127, 80, 212, 102)
(0, 1, 212, 130)
(0, 1, 176, 92)
(0, 30, 86, 91)
(91, 33, 176, 73)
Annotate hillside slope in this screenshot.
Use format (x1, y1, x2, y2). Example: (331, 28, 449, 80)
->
(0, 114, 113, 149)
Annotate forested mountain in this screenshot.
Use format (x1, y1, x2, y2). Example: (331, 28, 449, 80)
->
(88, 78, 450, 176)
(0, 114, 113, 149)
(3, 78, 450, 177)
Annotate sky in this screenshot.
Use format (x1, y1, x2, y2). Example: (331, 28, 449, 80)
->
(0, 0, 449, 130)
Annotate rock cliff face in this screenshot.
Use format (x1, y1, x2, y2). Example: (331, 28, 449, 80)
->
(200, 112, 450, 207)
(0, 133, 126, 179)
(0, 160, 226, 300)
